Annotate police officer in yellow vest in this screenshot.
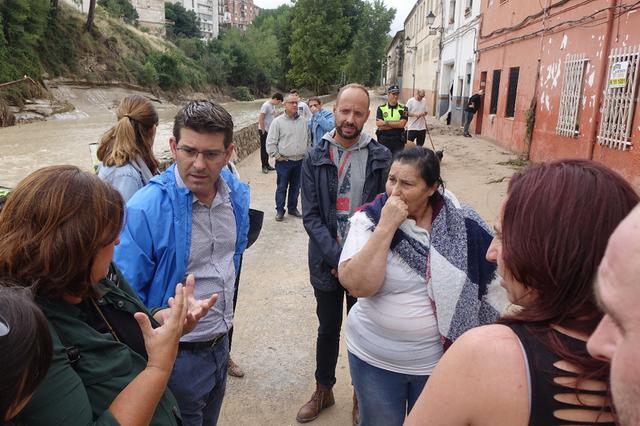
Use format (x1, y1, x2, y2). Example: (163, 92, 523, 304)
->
(375, 85, 408, 155)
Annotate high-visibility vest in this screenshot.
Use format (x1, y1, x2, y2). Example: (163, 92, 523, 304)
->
(379, 103, 405, 121)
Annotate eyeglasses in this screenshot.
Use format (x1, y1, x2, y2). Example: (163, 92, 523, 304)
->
(0, 314, 9, 337)
(177, 146, 226, 162)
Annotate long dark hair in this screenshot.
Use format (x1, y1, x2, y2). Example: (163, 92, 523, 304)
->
(499, 159, 638, 379)
(0, 284, 52, 422)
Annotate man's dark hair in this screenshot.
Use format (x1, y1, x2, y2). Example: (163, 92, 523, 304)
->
(173, 100, 235, 148)
(289, 89, 300, 95)
(272, 93, 284, 101)
(308, 96, 321, 105)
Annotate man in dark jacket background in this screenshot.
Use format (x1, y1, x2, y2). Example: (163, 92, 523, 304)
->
(298, 83, 392, 425)
(463, 89, 484, 137)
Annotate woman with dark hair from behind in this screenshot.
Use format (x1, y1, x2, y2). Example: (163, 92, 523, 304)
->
(0, 285, 52, 424)
(97, 94, 160, 201)
(0, 165, 215, 425)
(405, 159, 638, 426)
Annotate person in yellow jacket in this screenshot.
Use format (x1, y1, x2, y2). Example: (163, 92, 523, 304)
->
(375, 85, 408, 155)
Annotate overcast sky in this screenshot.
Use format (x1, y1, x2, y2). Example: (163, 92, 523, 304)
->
(253, 0, 414, 34)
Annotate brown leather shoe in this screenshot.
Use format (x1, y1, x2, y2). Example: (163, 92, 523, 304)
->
(352, 391, 360, 426)
(295, 383, 335, 423)
(228, 357, 245, 378)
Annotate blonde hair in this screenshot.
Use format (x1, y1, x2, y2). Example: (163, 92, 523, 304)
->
(97, 95, 159, 173)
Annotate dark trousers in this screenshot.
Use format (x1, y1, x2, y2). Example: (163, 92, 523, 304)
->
(314, 286, 357, 388)
(259, 130, 270, 167)
(275, 159, 302, 214)
(380, 137, 405, 156)
(228, 255, 242, 351)
(407, 130, 426, 146)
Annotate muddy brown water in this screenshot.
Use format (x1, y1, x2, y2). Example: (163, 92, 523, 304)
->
(0, 85, 268, 188)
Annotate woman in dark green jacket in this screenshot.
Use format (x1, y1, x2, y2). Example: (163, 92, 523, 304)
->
(0, 165, 216, 425)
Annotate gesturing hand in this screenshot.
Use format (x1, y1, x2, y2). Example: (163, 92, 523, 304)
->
(135, 284, 188, 373)
(379, 195, 408, 231)
(153, 275, 218, 336)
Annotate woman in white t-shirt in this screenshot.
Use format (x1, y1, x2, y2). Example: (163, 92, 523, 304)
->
(338, 147, 501, 426)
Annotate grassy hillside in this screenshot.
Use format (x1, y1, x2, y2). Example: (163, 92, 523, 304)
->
(1, 2, 210, 106)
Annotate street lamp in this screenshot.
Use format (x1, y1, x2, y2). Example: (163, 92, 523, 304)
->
(426, 10, 444, 34)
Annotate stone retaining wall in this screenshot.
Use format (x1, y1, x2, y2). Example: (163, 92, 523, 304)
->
(230, 92, 337, 164)
(157, 92, 338, 169)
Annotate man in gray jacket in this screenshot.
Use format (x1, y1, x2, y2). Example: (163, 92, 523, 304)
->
(298, 84, 391, 424)
(267, 93, 310, 221)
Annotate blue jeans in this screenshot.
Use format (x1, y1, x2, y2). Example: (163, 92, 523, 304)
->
(348, 352, 428, 426)
(275, 159, 302, 214)
(168, 335, 229, 426)
(463, 110, 475, 135)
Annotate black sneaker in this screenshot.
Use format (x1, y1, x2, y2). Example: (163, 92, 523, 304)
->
(266, 165, 276, 171)
(275, 212, 284, 222)
(262, 166, 269, 174)
(288, 209, 303, 218)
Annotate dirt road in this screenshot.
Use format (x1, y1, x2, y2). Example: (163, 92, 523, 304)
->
(219, 94, 522, 426)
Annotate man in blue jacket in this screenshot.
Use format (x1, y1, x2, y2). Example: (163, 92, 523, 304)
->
(308, 96, 335, 145)
(298, 84, 391, 424)
(114, 100, 250, 426)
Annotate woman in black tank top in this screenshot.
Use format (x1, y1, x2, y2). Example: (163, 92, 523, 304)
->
(406, 160, 639, 426)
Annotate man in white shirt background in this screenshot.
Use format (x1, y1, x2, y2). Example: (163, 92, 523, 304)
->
(259, 92, 284, 174)
(405, 89, 428, 147)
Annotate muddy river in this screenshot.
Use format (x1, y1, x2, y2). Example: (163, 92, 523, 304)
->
(0, 85, 267, 188)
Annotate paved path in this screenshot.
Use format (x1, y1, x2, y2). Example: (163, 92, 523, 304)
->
(219, 93, 520, 425)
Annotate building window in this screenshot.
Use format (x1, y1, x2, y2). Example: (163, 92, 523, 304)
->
(490, 69, 501, 114)
(448, 0, 455, 24)
(556, 54, 588, 137)
(597, 46, 640, 150)
(505, 67, 519, 118)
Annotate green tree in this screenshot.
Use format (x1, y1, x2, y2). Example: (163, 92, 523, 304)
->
(343, 0, 394, 86)
(287, 0, 349, 93)
(0, 0, 50, 79)
(99, 0, 139, 24)
(165, 2, 201, 39)
(252, 4, 291, 88)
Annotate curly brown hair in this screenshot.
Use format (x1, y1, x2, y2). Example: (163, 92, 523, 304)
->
(0, 166, 124, 299)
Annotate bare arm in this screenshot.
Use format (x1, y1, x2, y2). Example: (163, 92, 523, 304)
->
(109, 283, 189, 425)
(404, 325, 528, 426)
(339, 196, 407, 297)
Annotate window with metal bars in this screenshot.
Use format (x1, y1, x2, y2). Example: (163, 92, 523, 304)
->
(505, 67, 519, 118)
(556, 54, 588, 137)
(597, 46, 639, 150)
(490, 69, 501, 114)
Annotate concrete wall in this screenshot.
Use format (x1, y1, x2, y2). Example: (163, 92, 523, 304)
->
(437, 0, 480, 125)
(61, 0, 91, 14)
(132, 0, 166, 36)
(475, 0, 640, 190)
(402, 0, 442, 114)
